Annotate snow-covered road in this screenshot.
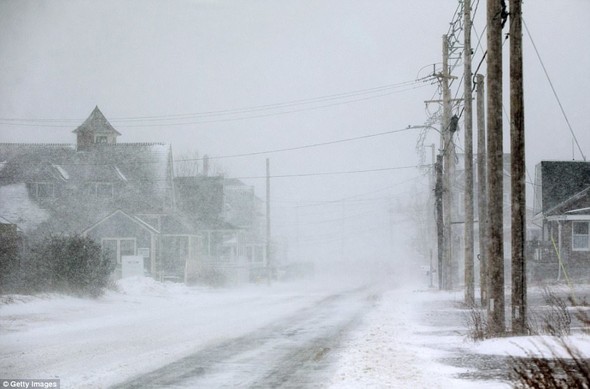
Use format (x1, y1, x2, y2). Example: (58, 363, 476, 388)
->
(114, 287, 375, 388)
(1, 278, 378, 388)
(3, 276, 589, 388)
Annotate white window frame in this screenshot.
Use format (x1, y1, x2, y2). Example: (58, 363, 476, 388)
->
(87, 182, 114, 198)
(95, 135, 108, 144)
(572, 221, 590, 251)
(101, 237, 137, 264)
(33, 182, 55, 198)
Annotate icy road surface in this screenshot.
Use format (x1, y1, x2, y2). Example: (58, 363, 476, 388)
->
(8, 276, 586, 388)
(1, 278, 379, 388)
(114, 287, 375, 388)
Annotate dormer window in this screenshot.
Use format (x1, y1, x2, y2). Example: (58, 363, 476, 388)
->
(95, 135, 108, 144)
(31, 182, 55, 198)
(86, 182, 114, 198)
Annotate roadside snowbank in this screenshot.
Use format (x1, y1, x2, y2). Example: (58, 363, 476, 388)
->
(328, 289, 510, 389)
(328, 285, 590, 388)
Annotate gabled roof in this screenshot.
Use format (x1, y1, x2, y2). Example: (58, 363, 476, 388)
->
(534, 161, 590, 216)
(72, 106, 121, 136)
(0, 142, 171, 186)
(0, 141, 174, 232)
(82, 209, 160, 236)
(545, 185, 590, 217)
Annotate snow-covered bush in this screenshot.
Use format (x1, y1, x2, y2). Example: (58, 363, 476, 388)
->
(510, 339, 590, 388)
(0, 228, 22, 293)
(25, 235, 115, 297)
(465, 303, 490, 341)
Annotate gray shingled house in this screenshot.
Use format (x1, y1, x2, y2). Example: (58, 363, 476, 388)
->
(0, 107, 200, 281)
(530, 160, 590, 281)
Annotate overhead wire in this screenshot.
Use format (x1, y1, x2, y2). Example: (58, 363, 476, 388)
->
(230, 164, 430, 180)
(175, 126, 422, 162)
(0, 76, 435, 128)
(1, 125, 423, 168)
(523, 18, 586, 161)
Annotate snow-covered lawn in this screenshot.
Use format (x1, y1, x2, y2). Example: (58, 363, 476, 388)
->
(2, 277, 589, 388)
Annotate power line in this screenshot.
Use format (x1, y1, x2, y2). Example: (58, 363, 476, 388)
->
(285, 175, 424, 208)
(176, 127, 421, 162)
(0, 126, 422, 168)
(0, 77, 435, 128)
(116, 78, 435, 121)
(523, 19, 586, 161)
(232, 164, 430, 180)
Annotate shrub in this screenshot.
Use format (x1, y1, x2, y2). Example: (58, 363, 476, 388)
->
(510, 297, 590, 388)
(527, 288, 572, 337)
(465, 303, 491, 341)
(27, 235, 115, 297)
(0, 229, 22, 293)
(510, 340, 590, 388)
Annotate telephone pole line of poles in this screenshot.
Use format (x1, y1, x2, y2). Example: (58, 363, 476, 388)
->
(463, 0, 475, 306)
(486, 0, 506, 334)
(442, 34, 455, 290)
(510, 0, 527, 335)
(476, 73, 488, 307)
(435, 154, 444, 290)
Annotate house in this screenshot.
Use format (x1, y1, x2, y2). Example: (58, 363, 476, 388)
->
(0, 107, 193, 281)
(529, 161, 590, 281)
(174, 175, 251, 283)
(0, 106, 266, 284)
(174, 175, 268, 282)
(224, 178, 267, 280)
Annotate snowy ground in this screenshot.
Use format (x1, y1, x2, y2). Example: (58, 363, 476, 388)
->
(1, 276, 589, 388)
(328, 284, 590, 389)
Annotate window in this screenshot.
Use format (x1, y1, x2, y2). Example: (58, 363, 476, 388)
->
(95, 135, 108, 144)
(102, 238, 136, 264)
(31, 182, 55, 198)
(120, 239, 136, 257)
(86, 182, 114, 198)
(37, 182, 54, 198)
(572, 222, 590, 251)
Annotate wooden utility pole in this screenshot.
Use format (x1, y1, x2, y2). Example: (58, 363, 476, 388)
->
(463, 0, 475, 306)
(486, 0, 506, 335)
(476, 74, 488, 306)
(442, 34, 454, 290)
(435, 154, 444, 289)
(266, 158, 272, 281)
(510, 0, 527, 335)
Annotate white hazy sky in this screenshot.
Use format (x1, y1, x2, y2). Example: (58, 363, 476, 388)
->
(1, 0, 589, 263)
